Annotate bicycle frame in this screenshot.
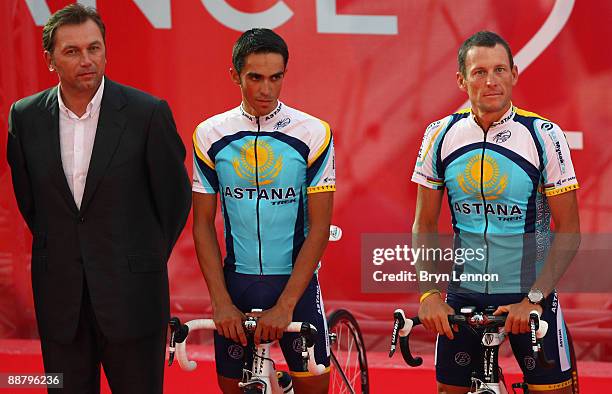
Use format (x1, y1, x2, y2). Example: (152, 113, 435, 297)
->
(471, 328, 507, 394)
(168, 316, 326, 394)
(238, 340, 283, 393)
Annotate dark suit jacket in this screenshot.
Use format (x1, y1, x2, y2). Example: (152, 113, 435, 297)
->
(7, 79, 191, 344)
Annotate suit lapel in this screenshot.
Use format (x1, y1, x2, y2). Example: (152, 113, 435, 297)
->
(43, 87, 79, 213)
(80, 79, 127, 213)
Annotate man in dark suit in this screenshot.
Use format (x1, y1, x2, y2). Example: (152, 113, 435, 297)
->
(6, 4, 191, 393)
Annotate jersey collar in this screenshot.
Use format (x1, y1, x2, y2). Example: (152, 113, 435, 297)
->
(239, 101, 284, 125)
(470, 104, 515, 130)
(490, 104, 515, 128)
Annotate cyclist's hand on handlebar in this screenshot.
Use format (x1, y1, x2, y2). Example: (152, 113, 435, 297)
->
(249, 304, 293, 345)
(213, 304, 248, 346)
(418, 293, 456, 340)
(494, 298, 543, 335)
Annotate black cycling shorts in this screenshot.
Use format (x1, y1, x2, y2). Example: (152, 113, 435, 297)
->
(214, 270, 330, 379)
(436, 291, 574, 389)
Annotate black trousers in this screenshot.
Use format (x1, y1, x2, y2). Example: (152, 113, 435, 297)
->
(39, 280, 166, 394)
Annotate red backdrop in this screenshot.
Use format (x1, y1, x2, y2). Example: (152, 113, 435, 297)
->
(1, 0, 611, 342)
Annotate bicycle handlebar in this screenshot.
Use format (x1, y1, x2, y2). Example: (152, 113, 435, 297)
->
(389, 308, 554, 369)
(168, 317, 327, 375)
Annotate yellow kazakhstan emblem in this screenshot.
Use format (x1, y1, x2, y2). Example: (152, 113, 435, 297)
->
(233, 139, 282, 185)
(457, 154, 507, 200)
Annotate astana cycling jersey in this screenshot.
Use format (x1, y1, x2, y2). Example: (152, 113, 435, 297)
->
(412, 105, 578, 293)
(193, 101, 335, 275)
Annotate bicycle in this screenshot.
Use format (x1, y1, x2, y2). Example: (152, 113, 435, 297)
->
(167, 225, 369, 393)
(388, 306, 553, 394)
(168, 308, 369, 394)
(168, 312, 326, 393)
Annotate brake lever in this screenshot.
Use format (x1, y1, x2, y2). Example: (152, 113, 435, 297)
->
(389, 310, 405, 357)
(529, 311, 554, 369)
(168, 317, 188, 366)
(389, 309, 422, 367)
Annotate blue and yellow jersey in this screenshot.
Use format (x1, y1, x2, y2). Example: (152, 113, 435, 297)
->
(412, 106, 578, 293)
(193, 101, 335, 275)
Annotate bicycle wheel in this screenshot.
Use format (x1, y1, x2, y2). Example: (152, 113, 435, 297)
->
(327, 309, 369, 394)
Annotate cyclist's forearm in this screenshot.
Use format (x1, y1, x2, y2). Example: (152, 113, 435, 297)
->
(412, 186, 444, 295)
(531, 229, 580, 296)
(412, 229, 442, 294)
(277, 226, 329, 310)
(194, 223, 233, 308)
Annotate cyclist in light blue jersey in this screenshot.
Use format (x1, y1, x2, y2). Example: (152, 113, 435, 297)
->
(412, 31, 580, 393)
(192, 29, 334, 394)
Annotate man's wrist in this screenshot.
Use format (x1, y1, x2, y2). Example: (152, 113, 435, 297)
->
(420, 289, 441, 303)
(211, 295, 234, 310)
(276, 295, 297, 311)
(526, 288, 545, 306)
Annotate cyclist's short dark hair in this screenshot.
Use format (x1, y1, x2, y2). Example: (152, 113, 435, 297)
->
(42, 3, 106, 53)
(232, 28, 289, 75)
(458, 31, 514, 77)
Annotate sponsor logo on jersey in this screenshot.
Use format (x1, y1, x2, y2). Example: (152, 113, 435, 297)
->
(541, 122, 554, 131)
(274, 117, 291, 130)
(425, 120, 441, 136)
(560, 176, 576, 184)
(543, 125, 567, 175)
(239, 105, 254, 121)
(233, 139, 282, 186)
(223, 186, 297, 203)
(457, 154, 508, 200)
(492, 130, 511, 143)
(491, 110, 514, 127)
(453, 202, 523, 217)
(417, 119, 444, 161)
(524, 356, 536, 370)
(553, 140, 566, 174)
(264, 102, 283, 121)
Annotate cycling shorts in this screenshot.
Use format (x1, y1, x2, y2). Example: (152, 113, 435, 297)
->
(436, 291, 574, 389)
(214, 270, 330, 379)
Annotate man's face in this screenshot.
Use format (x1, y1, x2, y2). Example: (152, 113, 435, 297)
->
(231, 52, 285, 117)
(45, 19, 106, 96)
(457, 44, 518, 116)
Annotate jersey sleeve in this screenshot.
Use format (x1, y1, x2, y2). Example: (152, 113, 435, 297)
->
(192, 121, 219, 194)
(306, 119, 335, 194)
(534, 119, 579, 196)
(411, 117, 449, 190)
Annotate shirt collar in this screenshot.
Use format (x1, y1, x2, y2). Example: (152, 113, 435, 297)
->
(239, 100, 283, 124)
(58, 76, 105, 120)
(471, 103, 515, 129)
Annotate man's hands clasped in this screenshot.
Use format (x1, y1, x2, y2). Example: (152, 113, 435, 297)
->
(213, 302, 295, 346)
(247, 303, 294, 345)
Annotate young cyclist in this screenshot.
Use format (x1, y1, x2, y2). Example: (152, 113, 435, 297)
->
(192, 28, 335, 393)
